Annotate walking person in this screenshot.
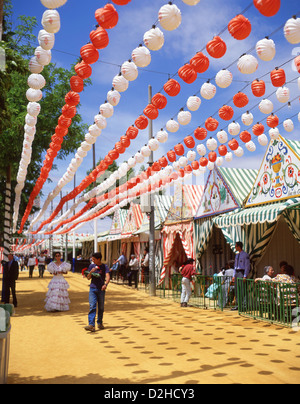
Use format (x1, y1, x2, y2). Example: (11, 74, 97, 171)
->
(231, 241, 251, 311)
(38, 252, 46, 278)
(1, 253, 19, 307)
(27, 254, 36, 278)
(85, 252, 110, 332)
(179, 258, 196, 307)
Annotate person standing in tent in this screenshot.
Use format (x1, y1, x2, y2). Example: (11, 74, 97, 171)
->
(231, 242, 251, 311)
(179, 258, 196, 307)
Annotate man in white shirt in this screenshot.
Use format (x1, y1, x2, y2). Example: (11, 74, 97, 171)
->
(128, 254, 139, 288)
(38, 253, 46, 278)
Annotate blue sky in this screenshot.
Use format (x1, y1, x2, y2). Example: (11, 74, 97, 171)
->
(11, 0, 300, 235)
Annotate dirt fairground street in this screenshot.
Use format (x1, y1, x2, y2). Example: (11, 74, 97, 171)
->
(5, 271, 300, 384)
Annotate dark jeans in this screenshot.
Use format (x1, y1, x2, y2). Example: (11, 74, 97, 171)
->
(29, 266, 34, 278)
(88, 287, 106, 327)
(128, 270, 139, 288)
(2, 281, 17, 307)
(38, 265, 45, 278)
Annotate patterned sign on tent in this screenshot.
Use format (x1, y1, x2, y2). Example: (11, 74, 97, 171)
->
(121, 202, 143, 238)
(246, 136, 300, 207)
(109, 208, 128, 236)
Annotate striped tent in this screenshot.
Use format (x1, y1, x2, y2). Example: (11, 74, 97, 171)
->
(121, 203, 143, 239)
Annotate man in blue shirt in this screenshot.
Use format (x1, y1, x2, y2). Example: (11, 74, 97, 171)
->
(231, 242, 251, 311)
(85, 252, 110, 332)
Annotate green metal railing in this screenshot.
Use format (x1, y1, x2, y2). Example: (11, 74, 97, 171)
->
(236, 278, 300, 328)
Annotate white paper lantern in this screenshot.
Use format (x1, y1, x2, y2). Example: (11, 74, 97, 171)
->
(284, 17, 300, 44)
(127, 157, 136, 169)
(269, 127, 280, 140)
(200, 82, 216, 100)
(38, 29, 55, 50)
(158, 3, 182, 31)
(234, 146, 244, 157)
(27, 73, 46, 90)
(245, 141, 256, 152)
(40, 0, 67, 8)
(258, 133, 268, 146)
(29, 57, 44, 74)
(225, 152, 233, 162)
(26, 88, 43, 102)
(256, 38, 276, 61)
(206, 137, 218, 151)
(207, 161, 215, 171)
(237, 54, 258, 74)
(259, 99, 274, 114)
(228, 121, 240, 136)
(197, 144, 206, 156)
(27, 102, 41, 117)
(100, 102, 114, 118)
(173, 161, 180, 171)
(77, 147, 87, 159)
(42, 10, 61, 34)
(276, 86, 290, 103)
(141, 145, 151, 158)
(121, 61, 138, 81)
(166, 119, 179, 133)
(179, 156, 188, 167)
(112, 74, 129, 92)
(135, 152, 144, 164)
(148, 138, 160, 151)
(187, 150, 196, 161)
(94, 114, 107, 130)
(25, 114, 37, 127)
(283, 119, 294, 132)
(298, 112, 300, 123)
(215, 157, 223, 167)
(131, 46, 151, 68)
(215, 69, 233, 88)
(24, 124, 36, 136)
(217, 130, 228, 144)
(35, 46, 51, 66)
(89, 124, 102, 138)
(177, 110, 192, 125)
(187, 96, 201, 111)
(143, 27, 165, 51)
(156, 129, 168, 143)
(80, 141, 92, 153)
(106, 89, 121, 107)
(241, 111, 253, 126)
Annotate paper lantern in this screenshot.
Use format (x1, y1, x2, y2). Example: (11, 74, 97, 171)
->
(112, 74, 129, 92)
(174, 144, 185, 156)
(156, 129, 168, 143)
(120, 135, 131, 148)
(143, 27, 164, 51)
(25, 114, 37, 127)
(179, 156, 188, 167)
(27, 102, 41, 117)
(70, 76, 84, 93)
(42, 10, 61, 34)
(256, 38, 276, 61)
(258, 133, 268, 146)
(251, 79, 266, 97)
(269, 127, 280, 140)
(218, 145, 228, 156)
(187, 150, 196, 161)
(55, 125, 68, 137)
(75, 61, 92, 80)
(126, 125, 139, 139)
(233, 92, 249, 108)
(228, 14, 251, 40)
(177, 110, 192, 126)
(182, 0, 201, 4)
(294, 55, 300, 73)
(94, 114, 107, 130)
(283, 119, 294, 132)
(152, 93, 167, 110)
(158, 3, 182, 31)
(40, 0, 67, 8)
(107, 89, 121, 106)
(120, 61, 138, 82)
(148, 138, 160, 151)
(217, 130, 228, 144)
(219, 105, 234, 121)
(167, 150, 177, 162)
(259, 99, 273, 114)
(194, 127, 207, 141)
(252, 123, 265, 136)
(254, 0, 280, 17)
(111, 0, 131, 5)
(26, 88, 43, 102)
(205, 117, 219, 132)
(206, 36, 227, 59)
(276, 86, 290, 103)
(238, 54, 258, 75)
(159, 157, 168, 168)
(27, 74, 46, 90)
(100, 102, 114, 118)
(184, 136, 195, 149)
(241, 112, 253, 126)
(191, 161, 200, 171)
(200, 82, 216, 100)
(141, 145, 151, 158)
(234, 146, 244, 157)
(95, 4, 119, 29)
(166, 119, 179, 133)
(199, 157, 208, 167)
(38, 29, 55, 51)
(284, 17, 300, 44)
(190, 52, 209, 73)
(228, 139, 239, 151)
(208, 151, 217, 163)
(215, 69, 233, 88)
(246, 141, 256, 152)
(132, 46, 151, 68)
(266, 114, 279, 128)
(187, 96, 201, 112)
(58, 115, 72, 128)
(163, 79, 181, 96)
(270, 68, 286, 87)
(29, 57, 44, 74)
(115, 141, 126, 154)
(206, 137, 218, 151)
(215, 157, 223, 167)
(89, 124, 101, 138)
(240, 130, 251, 143)
(197, 144, 206, 156)
(178, 64, 197, 84)
(24, 124, 36, 136)
(80, 44, 99, 64)
(144, 104, 159, 120)
(35, 46, 51, 66)
(228, 121, 240, 136)
(135, 115, 148, 130)
(90, 26, 109, 50)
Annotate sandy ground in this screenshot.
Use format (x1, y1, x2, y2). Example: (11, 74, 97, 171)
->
(3, 270, 300, 384)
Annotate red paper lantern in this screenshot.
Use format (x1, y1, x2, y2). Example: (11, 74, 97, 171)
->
(62, 104, 77, 119)
(80, 44, 99, 65)
(233, 92, 249, 108)
(194, 127, 207, 141)
(240, 130, 252, 143)
(104, 155, 114, 166)
(252, 123, 265, 136)
(151, 93, 167, 110)
(251, 79, 266, 97)
(115, 141, 125, 154)
(294, 55, 300, 74)
(58, 115, 72, 128)
(184, 165, 193, 174)
(178, 63, 198, 84)
(266, 114, 279, 128)
(228, 139, 239, 151)
(228, 14, 252, 40)
(70, 76, 84, 93)
(167, 150, 176, 162)
(152, 162, 161, 172)
(120, 135, 130, 148)
(199, 157, 208, 167)
(135, 115, 148, 130)
(159, 156, 168, 168)
(95, 4, 119, 29)
(111, 0, 131, 4)
(218, 145, 228, 156)
(75, 61, 92, 80)
(205, 117, 219, 132)
(174, 144, 185, 156)
(184, 136, 195, 149)
(65, 91, 80, 107)
(143, 104, 159, 120)
(108, 149, 119, 162)
(163, 79, 181, 97)
(208, 151, 217, 163)
(55, 125, 68, 137)
(90, 26, 109, 50)
(190, 52, 209, 73)
(191, 161, 199, 170)
(206, 36, 227, 59)
(126, 125, 139, 139)
(270, 68, 286, 87)
(253, 0, 281, 17)
(219, 105, 234, 121)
